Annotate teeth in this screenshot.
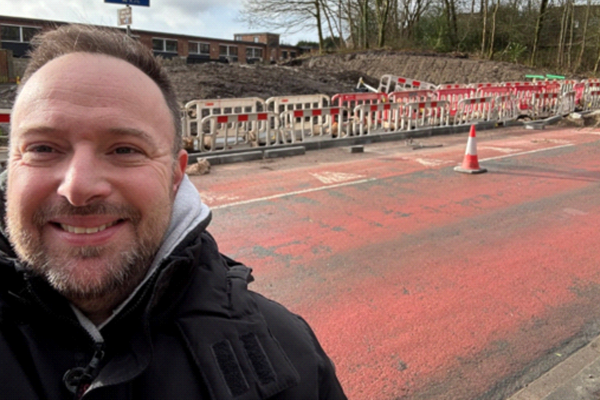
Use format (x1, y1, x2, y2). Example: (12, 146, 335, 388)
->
(60, 221, 118, 234)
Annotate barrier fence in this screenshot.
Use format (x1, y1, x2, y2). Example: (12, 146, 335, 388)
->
(199, 112, 277, 152)
(2, 76, 596, 156)
(280, 107, 348, 142)
(0, 109, 9, 124)
(176, 76, 600, 154)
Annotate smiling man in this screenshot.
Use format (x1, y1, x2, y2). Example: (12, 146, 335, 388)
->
(0, 25, 346, 400)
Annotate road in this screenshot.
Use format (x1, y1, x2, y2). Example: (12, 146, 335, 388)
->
(188, 125, 600, 400)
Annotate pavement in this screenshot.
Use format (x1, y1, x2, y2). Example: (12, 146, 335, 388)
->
(507, 335, 600, 400)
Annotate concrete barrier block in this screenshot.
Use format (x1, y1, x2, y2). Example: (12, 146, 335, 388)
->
(264, 146, 305, 159)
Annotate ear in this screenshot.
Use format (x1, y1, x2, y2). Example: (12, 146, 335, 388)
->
(173, 149, 188, 193)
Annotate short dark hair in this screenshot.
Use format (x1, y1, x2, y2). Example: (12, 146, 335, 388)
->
(20, 24, 182, 154)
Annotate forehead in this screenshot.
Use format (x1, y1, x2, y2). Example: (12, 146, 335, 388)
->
(12, 53, 174, 139)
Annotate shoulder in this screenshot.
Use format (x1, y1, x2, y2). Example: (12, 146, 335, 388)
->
(250, 292, 347, 400)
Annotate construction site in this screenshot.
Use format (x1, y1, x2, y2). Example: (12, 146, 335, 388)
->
(4, 44, 600, 399)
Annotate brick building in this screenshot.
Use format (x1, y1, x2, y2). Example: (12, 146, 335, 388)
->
(0, 14, 302, 64)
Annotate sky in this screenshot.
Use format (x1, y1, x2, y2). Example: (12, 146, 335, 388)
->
(1, 0, 316, 45)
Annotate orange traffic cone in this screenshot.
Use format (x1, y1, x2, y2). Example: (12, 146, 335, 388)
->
(454, 125, 487, 174)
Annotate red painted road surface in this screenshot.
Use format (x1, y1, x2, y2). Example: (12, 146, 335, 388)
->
(189, 126, 600, 399)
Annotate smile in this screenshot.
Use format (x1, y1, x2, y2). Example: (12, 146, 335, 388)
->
(59, 220, 119, 234)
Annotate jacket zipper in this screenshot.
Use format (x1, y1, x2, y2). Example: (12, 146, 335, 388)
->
(69, 341, 106, 399)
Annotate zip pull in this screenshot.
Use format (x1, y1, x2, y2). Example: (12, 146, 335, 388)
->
(63, 342, 105, 399)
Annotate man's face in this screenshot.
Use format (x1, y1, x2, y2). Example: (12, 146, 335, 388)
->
(6, 53, 187, 303)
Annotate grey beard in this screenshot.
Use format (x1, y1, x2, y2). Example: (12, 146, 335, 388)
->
(6, 200, 166, 303)
(27, 242, 157, 301)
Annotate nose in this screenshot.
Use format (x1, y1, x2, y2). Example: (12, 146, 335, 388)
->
(57, 147, 112, 206)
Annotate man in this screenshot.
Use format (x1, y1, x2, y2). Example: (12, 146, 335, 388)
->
(0, 24, 346, 399)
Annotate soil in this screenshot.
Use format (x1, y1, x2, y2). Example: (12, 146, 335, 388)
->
(0, 49, 563, 112)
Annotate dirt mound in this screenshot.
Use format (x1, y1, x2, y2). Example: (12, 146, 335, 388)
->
(291, 49, 553, 86)
(1, 50, 559, 111)
(165, 60, 364, 104)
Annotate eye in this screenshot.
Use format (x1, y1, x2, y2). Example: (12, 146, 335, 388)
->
(114, 146, 141, 155)
(28, 144, 55, 153)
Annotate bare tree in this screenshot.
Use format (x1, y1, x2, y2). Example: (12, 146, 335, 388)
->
(240, 0, 325, 50)
(576, 0, 592, 71)
(375, 0, 393, 47)
(488, 0, 500, 59)
(481, 0, 488, 55)
(530, 0, 549, 66)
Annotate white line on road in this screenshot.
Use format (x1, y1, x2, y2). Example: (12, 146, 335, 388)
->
(480, 144, 574, 162)
(211, 143, 576, 210)
(212, 178, 377, 210)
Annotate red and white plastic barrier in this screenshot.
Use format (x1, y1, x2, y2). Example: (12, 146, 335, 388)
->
(279, 107, 348, 143)
(402, 100, 450, 130)
(353, 103, 404, 135)
(266, 94, 330, 114)
(0, 109, 10, 124)
(377, 74, 436, 93)
(531, 93, 560, 118)
(332, 92, 387, 109)
(437, 83, 470, 90)
(435, 88, 477, 116)
(199, 111, 277, 152)
(184, 97, 267, 140)
(583, 90, 600, 111)
(494, 95, 519, 122)
(476, 86, 511, 98)
(453, 97, 495, 125)
(390, 90, 435, 104)
(512, 85, 543, 115)
(559, 91, 576, 115)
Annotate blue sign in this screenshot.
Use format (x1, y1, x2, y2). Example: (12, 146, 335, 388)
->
(105, 0, 150, 7)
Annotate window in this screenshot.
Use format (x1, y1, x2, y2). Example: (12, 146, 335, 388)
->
(254, 36, 259, 43)
(152, 38, 178, 52)
(290, 52, 297, 58)
(282, 51, 288, 59)
(219, 45, 238, 58)
(189, 41, 210, 55)
(1, 25, 40, 42)
(235, 35, 242, 41)
(246, 47, 263, 59)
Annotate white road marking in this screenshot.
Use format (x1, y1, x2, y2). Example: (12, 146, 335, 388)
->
(200, 193, 241, 204)
(310, 171, 365, 184)
(563, 208, 587, 216)
(212, 178, 377, 209)
(211, 143, 577, 210)
(479, 146, 522, 153)
(480, 144, 574, 161)
(415, 158, 450, 167)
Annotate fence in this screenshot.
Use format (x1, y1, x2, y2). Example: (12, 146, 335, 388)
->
(279, 107, 348, 143)
(377, 75, 437, 93)
(353, 103, 404, 135)
(0, 109, 9, 124)
(453, 97, 495, 125)
(390, 90, 435, 104)
(183, 97, 266, 140)
(198, 112, 277, 152)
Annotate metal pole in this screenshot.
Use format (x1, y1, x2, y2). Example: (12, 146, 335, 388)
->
(126, 5, 132, 37)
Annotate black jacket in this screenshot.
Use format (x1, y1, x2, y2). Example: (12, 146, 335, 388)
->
(0, 219, 347, 399)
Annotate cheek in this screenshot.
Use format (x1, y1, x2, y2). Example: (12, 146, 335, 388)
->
(6, 167, 56, 223)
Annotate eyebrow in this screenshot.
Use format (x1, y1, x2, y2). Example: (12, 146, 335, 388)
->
(16, 126, 161, 150)
(106, 127, 160, 149)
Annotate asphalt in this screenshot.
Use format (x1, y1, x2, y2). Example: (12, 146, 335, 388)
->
(507, 335, 600, 400)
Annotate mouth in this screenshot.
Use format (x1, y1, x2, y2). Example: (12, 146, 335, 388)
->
(55, 220, 123, 234)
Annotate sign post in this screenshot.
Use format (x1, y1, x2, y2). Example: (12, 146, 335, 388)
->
(118, 6, 132, 35)
(106, 0, 149, 36)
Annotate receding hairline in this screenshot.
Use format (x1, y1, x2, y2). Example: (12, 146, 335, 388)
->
(17, 24, 183, 155)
